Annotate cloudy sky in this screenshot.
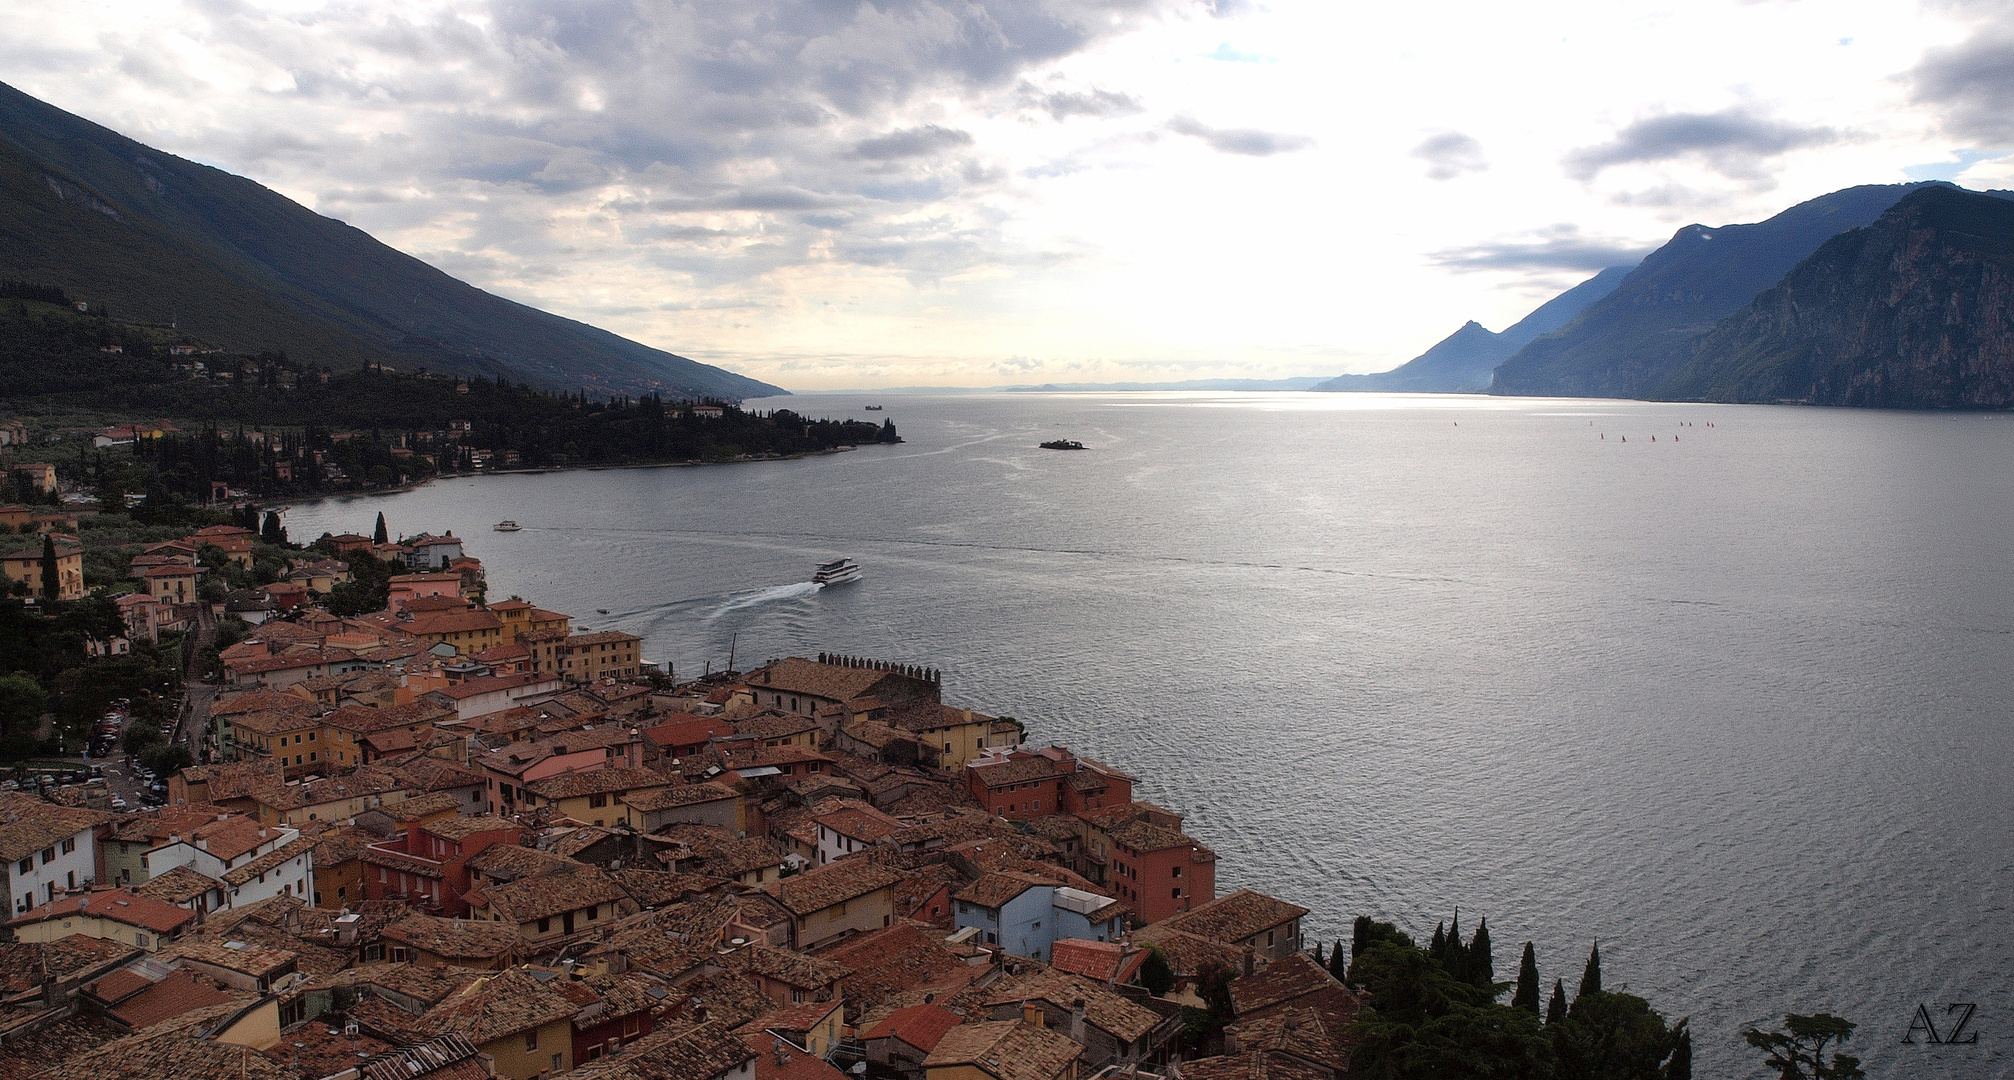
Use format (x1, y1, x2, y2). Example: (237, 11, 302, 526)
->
(2, 0, 2010, 389)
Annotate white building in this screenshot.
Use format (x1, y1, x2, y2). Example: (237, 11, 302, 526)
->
(0, 796, 103, 913)
(141, 816, 316, 909)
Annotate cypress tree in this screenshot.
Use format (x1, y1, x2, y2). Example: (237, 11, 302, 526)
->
(38, 534, 59, 600)
(373, 512, 388, 544)
(1547, 979, 1568, 1025)
(1512, 941, 1540, 1015)
(1351, 916, 1370, 963)
(1469, 916, 1494, 990)
(1139, 945, 1174, 997)
(1313, 942, 1325, 967)
(1665, 1019, 1691, 1080)
(1430, 922, 1446, 961)
(1578, 941, 1602, 1000)
(261, 511, 284, 545)
(1329, 939, 1348, 980)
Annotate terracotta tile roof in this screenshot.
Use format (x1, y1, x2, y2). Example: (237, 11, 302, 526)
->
(0, 796, 109, 863)
(1162, 889, 1309, 945)
(746, 658, 908, 703)
(641, 715, 734, 751)
(382, 790, 462, 821)
(38, 1001, 290, 1080)
(429, 671, 552, 699)
(31, 936, 140, 985)
(965, 756, 1059, 788)
(1178, 1052, 1334, 1080)
(735, 1030, 848, 1080)
(860, 1002, 963, 1051)
(1130, 926, 1249, 977)
(1103, 816, 1204, 855)
(1049, 939, 1149, 984)
(465, 843, 577, 883)
(610, 869, 726, 908)
(953, 870, 1052, 909)
(732, 711, 822, 741)
(718, 944, 851, 990)
(81, 968, 153, 1004)
(921, 1019, 1083, 1080)
(262, 1020, 395, 1078)
(816, 924, 982, 1013)
(187, 816, 277, 862)
(161, 938, 298, 979)
(9, 888, 195, 936)
(382, 755, 487, 794)
(423, 967, 579, 1045)
(420, 814, 523, 843)
(133, 865, 220, 906)
(812, 802, 902, 843)
(323, 700, 453, 735)
(477, 865, 629, 924)
(762, 859, 903, 917)
(357, 1032, 487, 1080)
(527, 766, 670, 801)
(565, 1021, 755, 1080)
(381, 913, 524, 963)
(622, 782, 738, 812)
(106, 969, 242, 1030)
(717, 744, 835, 771)
(251, 766, 412, 811)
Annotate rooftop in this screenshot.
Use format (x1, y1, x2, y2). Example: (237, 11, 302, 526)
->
(1160, 889, 1310, 945)
(762, 859, 904, 917)
(920, 1019, 1083, 1080)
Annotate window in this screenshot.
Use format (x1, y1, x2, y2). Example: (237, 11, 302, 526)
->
(623, 1017, 641, 1038)
(550, 1054, 561, 1072)
(538, 917, 551, 934)
(587, 904, 598, 920)
(308, 732, 315, 741)
(134, 933, 150, 947)
(61, 839, 75, 855)
(1172, 888, 1181, 899)
(39, 848, 53, 865)
(1172, 866, 1181, 878)
(15, 859, 27, 875)
(588, 793, 608, 808)
(524, 1030, 538, 1050)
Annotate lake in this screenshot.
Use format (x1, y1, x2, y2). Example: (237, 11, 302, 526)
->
(284, 391, 2014, 1077)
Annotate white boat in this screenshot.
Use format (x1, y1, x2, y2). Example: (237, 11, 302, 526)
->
(494, 520, 522, 532)
(813, 558, 861, 586)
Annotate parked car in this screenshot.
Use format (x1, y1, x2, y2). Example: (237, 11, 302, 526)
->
(108, 797, 126, 809)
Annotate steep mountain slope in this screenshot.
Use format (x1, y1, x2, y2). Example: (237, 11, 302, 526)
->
(0, 82, 781, 400)
(1489, 183, 1947, 399)
(1658, 186, 2014, 407)
(1316, 265, 1632, 393)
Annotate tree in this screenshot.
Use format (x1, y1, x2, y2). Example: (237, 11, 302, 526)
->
(1140, 944, 1175, 997)
(139, 742, 192, 777)
(1469, 917, 1494, 991)
(261, 510, 285, 545)
(1552, 990, 1684, 1080)
(1512, 942, 1541, 1016)
(1665, 1020, 1691, 1080)
(1548, 980, 1569, 1025)
(373, 511, 388, 544)
(1742, 1014, 1864, 1080)
(38, 534, 58, 601)
(123, 726, 164, 756)
(1353, 916, 1371, 963)
(1330, 938, 1349, 980)
(1313, 941, 1325, 967)
(1577, 941, 1601, 1001)
(0, 673, 42, 736)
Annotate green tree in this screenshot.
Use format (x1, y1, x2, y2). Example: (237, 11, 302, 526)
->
(123, 726, 164, 756)
(1741, 1014, 1864, 1080)
(1330, 938, 1349, 980)
(373, 511, 388, 544)
(1469, 917, 1495, 992)
(0, 673, 43, 736)
(1577, 942, 1601, 1002)
(1548, 980, 1569, 1026)
(1313, 941, 1325, 967)
(139, 742, 192, 777)
(260, 510, 285, 544)
(1512, 942, 1541, 1016)
(1552, 990, 1684, 1080)
(1353, 916, 1372, 963)
(1346, 934, 1554, 1080)
(39, 534, 58, 600)
(1665, 1020, 1691, 1080)
(1139, 944, 1175, 997)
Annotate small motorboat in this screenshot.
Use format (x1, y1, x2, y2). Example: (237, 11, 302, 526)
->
(494, 520, 522, 532)
(813, 558, 862, 586)
(597, 608, 610, 614)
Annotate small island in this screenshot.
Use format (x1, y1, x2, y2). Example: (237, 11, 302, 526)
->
(1039, 439, 1086, 450)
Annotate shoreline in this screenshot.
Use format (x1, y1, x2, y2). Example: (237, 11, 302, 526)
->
(285, 443, 863, 505)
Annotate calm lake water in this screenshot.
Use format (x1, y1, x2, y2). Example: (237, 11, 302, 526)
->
(286, 391, 2014, 1077)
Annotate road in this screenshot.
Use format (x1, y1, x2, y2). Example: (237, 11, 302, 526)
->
(175, 606, 220, 764)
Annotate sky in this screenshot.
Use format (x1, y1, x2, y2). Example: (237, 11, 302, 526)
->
(1, 0, 2011, 390)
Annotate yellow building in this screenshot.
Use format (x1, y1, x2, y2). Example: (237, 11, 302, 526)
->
(488, 599, 571, 644)
(422, 968, 580, 1080)
(521, 766, 669, 828)
(922, 1020, 1082, 1080)
(137, 563, 199, 603)
(7, 888, 197, 952)
(2, 540, 83, 601)
(401, 609, 507, 655)
(521, 629, 643, 683)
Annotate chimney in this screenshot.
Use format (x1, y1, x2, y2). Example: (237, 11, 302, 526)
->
(1069, 999, 1086, 1043)
(1021, 1000, 1043, 1028)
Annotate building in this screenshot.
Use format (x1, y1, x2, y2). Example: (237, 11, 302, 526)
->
(1149, 888, 1309, 964)
(488, 600, 571, 645)
(522, 766, 670, 828)
(463, 864, 637, 945)
(522, 630, 644, 683)
(7, 886, 196, 952)
(190, 524, 257, 568)
(423, 672, 565, 722)
(387, 572, 462, 611)
(420, 967, 583, 1080)
(401, 608, 506, 654)
(1072, 803, 1217, 925)
(761, 858, 905, 949)
(3, 540, 84, 601)
(811, 801, 904, 865)
(0, 795, 106, 912)
(920, 1019, 1083, 1080)
(622, 782, 743, 834)
(742, 656, 941, 718)
(951, 872, 1126, 963)
(362, 815, 524, 915)
(400, 533, 466, 571)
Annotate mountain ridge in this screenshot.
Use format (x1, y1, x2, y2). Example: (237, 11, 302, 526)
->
(0, 81, 782, 400)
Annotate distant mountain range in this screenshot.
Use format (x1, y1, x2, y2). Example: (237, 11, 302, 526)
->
(1314, 265, 1634, 394)
(0, 82, 781, 400)
(1661, 185, 2014, 407)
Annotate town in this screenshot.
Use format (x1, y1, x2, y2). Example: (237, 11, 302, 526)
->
(0, 508, 1355, 1080)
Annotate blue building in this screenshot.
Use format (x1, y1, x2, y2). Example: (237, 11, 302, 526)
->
(953, 870, 1126, 963)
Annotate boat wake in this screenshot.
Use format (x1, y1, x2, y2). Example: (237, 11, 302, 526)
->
(703, 581, 822, 621)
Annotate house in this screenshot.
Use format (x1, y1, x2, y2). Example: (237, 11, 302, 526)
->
(387, 572, 462, 611)
(3, 540, 84, 601)
(761, 858, 905, 949)
(424, 672, 565, 722)
(862, 1003, 964, 1071)
(487, 599, 571, 645)
(7, 886, 196, 951)
(1219, 952, 1365, 1076)
(463, 864, 638, 945)
(563, 970, 675, 1066)
(422, 967, 584, 1080)
(140, 817, 315, 909)
(284, 558, 352, 594)
(716, 942, 851, 1008)
(951, 873, 1125, 963)
(1071, 803, 1217, 925)
(307, 825, 374, 909)
(522, 766, 671, 828)
(379, 911, 523, 970)
(7, 462, 56, 494)
(622, 782, 743, 834)
(474, 728, 652, 815)
(740, 997, 845, 1060)
(401, 533, 466, 571)
(642, 714, 735, 758)
(920, 1018, 1083, 1080)
(362, 815, 524, 915)
(164, 938, 300, 993)
(522, 630, 644, 683)
(0, 794, 107, 912)
(190, 524, 257, 568)
(1048, 939, 1151, 987)
(977, 971, 1180, 1071)
(742, 656, 941, 718)
(1151, 889, 1308, 963)
(811, 801, 904, 866)
(244, 766, 413, 826)
(872, 702, 1021, 774)
(402, 608, 506, 655)
(563, 1022, 754, 1080)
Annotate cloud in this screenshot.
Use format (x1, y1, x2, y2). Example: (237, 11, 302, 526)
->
(848, 125, 976, 160)
(1563, 107, 1841, 182)
(1018, 81, 1142, 120)
(1412, 132, 1486, 180)
(1167, 116, 1313, 156)
(1430, 224, 1654, 273)
(1906, 26, 2014, 142)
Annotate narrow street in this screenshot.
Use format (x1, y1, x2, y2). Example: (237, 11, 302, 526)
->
(175, 605, 219, 763)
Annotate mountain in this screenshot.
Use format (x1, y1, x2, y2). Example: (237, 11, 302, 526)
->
(1657, 185, 2014, 407)
(1314, 264, 1633, 393)
(1489, 183, 1950, 399)
(0, 82, 781, 400)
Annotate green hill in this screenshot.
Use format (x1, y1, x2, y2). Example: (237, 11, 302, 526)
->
(0, 81, 782, 400)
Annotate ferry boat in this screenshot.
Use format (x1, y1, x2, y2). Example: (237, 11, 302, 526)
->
(864, 405, 884, 411)
(813, 558, 862, 586)
(493, 520, 523, 532)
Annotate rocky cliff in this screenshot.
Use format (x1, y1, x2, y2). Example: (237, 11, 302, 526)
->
(1659, 185, 2014, 407)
